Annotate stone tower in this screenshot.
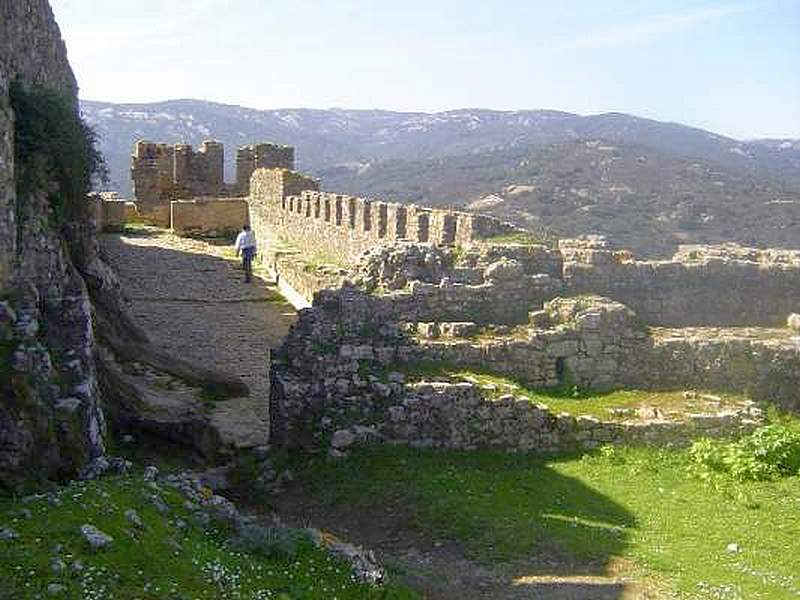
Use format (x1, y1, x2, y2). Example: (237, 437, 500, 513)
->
(235, 143, 295, 195)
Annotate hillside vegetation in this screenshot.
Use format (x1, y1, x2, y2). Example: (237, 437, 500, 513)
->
(83, 100, 800, 256)
(324, 139, 800, 257)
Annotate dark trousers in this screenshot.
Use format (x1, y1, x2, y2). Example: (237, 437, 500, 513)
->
(242, 247, 255, 281)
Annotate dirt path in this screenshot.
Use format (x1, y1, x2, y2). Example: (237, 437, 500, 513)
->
(272, 484, 664, 600)
(101, 229, 296, 449)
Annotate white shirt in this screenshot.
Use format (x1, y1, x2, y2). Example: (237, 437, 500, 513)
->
(234, 230, 257, 251)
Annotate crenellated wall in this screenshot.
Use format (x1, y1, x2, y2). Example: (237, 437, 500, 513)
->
(247, 167, 518, 268)
(130, 140, 293, 225)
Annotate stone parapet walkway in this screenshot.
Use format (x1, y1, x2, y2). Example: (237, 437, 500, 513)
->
(102, 228, 296, 450)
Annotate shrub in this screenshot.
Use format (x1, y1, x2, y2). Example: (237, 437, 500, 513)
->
(688, 425, 800, 482)
(10, 80, 107, 227)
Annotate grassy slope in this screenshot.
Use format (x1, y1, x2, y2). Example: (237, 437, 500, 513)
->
(299, 441, 800, 599)
(0, 474, 416, 600)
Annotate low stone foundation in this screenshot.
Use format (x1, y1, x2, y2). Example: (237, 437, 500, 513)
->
(380, 381, 764, 452)
(170, 198, 249, 235)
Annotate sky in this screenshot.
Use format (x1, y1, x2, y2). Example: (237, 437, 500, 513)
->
(49, 0, 800, 140)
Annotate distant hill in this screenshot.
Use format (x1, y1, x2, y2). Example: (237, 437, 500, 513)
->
(321, 140, 800, 257)
(82, 99, 800, 256)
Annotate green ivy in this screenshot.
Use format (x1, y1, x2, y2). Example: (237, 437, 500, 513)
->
(9, 79, 107, 228)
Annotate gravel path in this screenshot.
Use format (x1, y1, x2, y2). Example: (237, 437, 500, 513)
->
(102, 229, 296, 448)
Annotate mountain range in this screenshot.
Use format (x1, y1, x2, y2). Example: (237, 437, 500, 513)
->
(82, 99, 800, 257)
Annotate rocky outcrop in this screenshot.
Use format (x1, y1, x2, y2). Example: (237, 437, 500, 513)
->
(0, 0, 108, 490)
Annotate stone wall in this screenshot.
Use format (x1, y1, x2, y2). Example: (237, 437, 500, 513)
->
(270, 285, 774, 452)
(248, 161, 800, 331)
(562, 240, 800, 327)
(92, 196, 126, 232)
(247, 167, 519, 268)
(170, 198, 249, 235)
(411, 297, 648, 390)
(131, 140, 228, 216)
(131, 140, 291, 225)
(235, 143, 294, 195)
(0, 0, 106, 489)
(381, 381, 762, 452)
(623, 329, 800, 412)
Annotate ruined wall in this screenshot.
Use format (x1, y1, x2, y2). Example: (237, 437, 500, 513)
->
(622, 329, 800, 412)
(411, 297, 648, 390)
(562, 241, 800, 327)
(0, 0, 106, 489)
(381, 382, 761, 452)
(270, 285, 776, 452)
(131, 140, 239, 225)
(170, 198, 248, 235)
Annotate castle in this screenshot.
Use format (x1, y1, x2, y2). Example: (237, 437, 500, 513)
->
(127, 140, 294, 226)
(101, 140, 800, 454)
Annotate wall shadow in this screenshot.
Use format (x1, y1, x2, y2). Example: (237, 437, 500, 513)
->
(278, 446, 639, 600)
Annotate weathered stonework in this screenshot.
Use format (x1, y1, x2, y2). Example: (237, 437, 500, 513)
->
(561, 239, 800, 327)
(269, 230, 800, 453)
(246, 166, 519, 269)
(170, 198, 249, 235)
(130, 140, 294, 226)
(383, 382, 763, 452)
(0, 0, 106, 489)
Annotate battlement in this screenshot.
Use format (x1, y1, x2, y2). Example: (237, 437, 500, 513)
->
(130, 139, 292, 225)
(235, 143, 294, 195)
(247, 166, 519, 267)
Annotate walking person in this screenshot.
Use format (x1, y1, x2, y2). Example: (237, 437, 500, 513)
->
(234, 224, 257, 283)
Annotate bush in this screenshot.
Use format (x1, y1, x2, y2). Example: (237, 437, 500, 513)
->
(688, 425, 800, 482)
(10, 80, 107, 226)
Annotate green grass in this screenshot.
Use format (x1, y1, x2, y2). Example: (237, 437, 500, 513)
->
(399, 362, 748, 419)
(0, 474, 417, 599)
(297, 439, 800, 599)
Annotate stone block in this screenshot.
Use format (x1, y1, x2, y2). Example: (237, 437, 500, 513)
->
(546, 340, 579, 357)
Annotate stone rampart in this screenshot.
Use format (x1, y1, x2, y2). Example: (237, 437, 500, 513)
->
(247, 167, 519, 267)
(170, 198, 248, 235)
(130, 140, 292, 225)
